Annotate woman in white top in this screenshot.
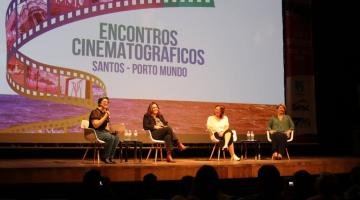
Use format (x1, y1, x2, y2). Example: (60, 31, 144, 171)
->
(206, 105, 240, 161)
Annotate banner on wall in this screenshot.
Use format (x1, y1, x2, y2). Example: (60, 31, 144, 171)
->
(284, 0, 317, 135)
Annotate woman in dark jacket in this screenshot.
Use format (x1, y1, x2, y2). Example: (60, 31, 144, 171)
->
(143, 102, 187, 162)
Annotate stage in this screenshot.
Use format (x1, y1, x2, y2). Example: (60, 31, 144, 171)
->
(0, 157, 359, 184)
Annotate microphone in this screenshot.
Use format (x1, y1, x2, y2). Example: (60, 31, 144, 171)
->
(105, 108, 110, 120)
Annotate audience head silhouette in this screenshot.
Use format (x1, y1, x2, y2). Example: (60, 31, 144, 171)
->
(316, 172, 338, 197)
(143, 172, 158, 183)
(292, 170, 315, 200)
(190, 165, 221, 200)
(171, 175, 195, 200)
(142, 173, 158, 199)
(257, 164, 283, 200)
(345, 166, 360, 200)
(78, 169, 115, 199)
(83, 169, 103, 188)
(349, 166, 360, 185)
(179, 175, 194, 197)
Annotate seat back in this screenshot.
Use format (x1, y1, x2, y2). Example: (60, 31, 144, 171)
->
(232, 130, 237, 142)
(84, 128, 98, 143)
(266, 130, 272, 142)
(81, 120, 104, 143)
(81, 120, 89, 128)
(287, 130, 294, 142)
(145, 130, 165, 143)
(207, 130, 219, 143)
(266, 130, 294, 142)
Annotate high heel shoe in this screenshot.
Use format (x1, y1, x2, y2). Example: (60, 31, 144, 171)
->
(166, 150, 175, 163)
(177, 142, 187, 151)
(231, 155, 240, 161)
(272, 152, 278, 160)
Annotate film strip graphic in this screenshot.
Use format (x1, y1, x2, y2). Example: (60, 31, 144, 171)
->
(3, 0, 214, 133)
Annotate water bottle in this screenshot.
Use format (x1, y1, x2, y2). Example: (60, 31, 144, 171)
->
(124, 129, 128, 141)
(246, 131, 250, 140)
(125, 129, 132, 141)
(133, 130, 138, 141)
(128, 130, 132, 140)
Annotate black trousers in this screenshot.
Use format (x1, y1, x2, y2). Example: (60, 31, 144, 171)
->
(214, 129, 234, 148)
(151, 126, 178, 151)
(270, 132, 287, 155)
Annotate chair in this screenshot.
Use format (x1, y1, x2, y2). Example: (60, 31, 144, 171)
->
(145, 130, 165, 163)
(209, 130, 237, 160)
(266, 130, 294, 160)
(81, 120, 105, 164)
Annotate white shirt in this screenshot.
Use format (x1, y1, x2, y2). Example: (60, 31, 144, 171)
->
(206, 115, 229, 134)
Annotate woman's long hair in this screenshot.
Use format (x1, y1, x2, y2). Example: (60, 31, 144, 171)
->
(215, 105, 225, 119)
(147, 102, 161, 117)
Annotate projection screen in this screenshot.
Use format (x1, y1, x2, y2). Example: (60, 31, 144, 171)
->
(0, 0, 284, 142)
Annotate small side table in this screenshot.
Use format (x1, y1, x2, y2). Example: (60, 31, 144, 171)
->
(122, 140, 143, 162)
(240, 140, 261, 160)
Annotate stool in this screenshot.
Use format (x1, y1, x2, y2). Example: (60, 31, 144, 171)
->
(122, 140, 143, 162)
(240, 140, 261, 160)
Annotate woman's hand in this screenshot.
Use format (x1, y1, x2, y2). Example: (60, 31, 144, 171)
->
(154, 125, 162, 129)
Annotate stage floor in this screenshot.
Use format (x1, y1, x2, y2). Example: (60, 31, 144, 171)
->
(0, 157, 359, 184)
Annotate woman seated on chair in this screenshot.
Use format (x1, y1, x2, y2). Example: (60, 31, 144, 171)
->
(206, 105, 240, 161)
(143, 102, 187, 163)
(267, 104, 295, 160)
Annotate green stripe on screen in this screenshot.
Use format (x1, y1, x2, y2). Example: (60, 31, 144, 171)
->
(164, 0, 215, 7)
